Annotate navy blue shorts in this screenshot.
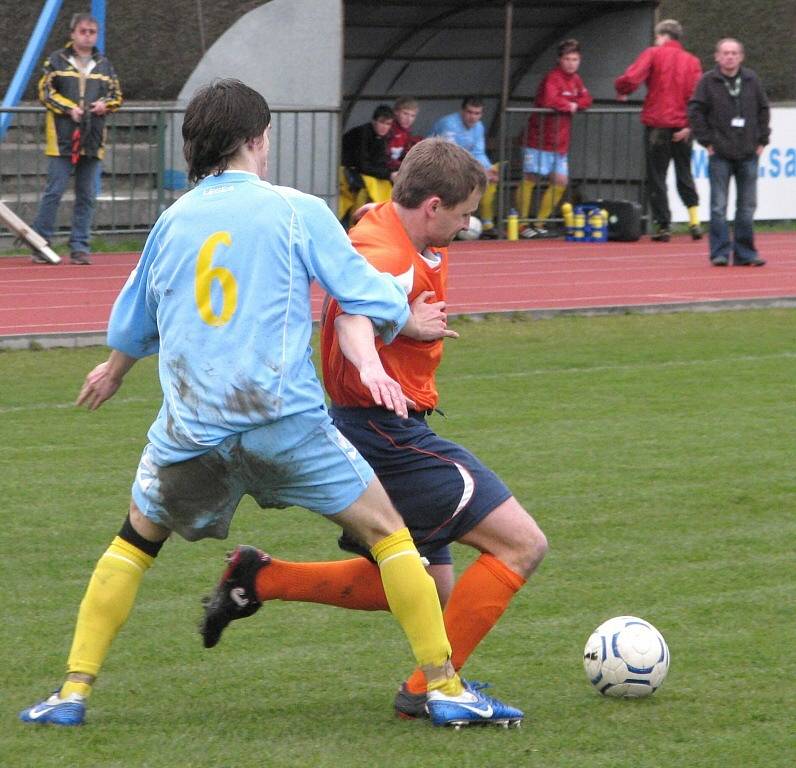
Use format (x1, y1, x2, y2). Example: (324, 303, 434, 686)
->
(331, 406, 512, 565)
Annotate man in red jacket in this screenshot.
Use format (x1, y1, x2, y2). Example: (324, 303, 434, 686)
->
(518, 39, 592, 238)
(616, 19, 702, 242)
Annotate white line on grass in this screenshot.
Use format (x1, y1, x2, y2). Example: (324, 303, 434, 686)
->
(452, 350, 796, 381)
(3, 352, 794, 414)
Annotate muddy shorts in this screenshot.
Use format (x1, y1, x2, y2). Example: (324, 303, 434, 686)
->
(131, 407, 374, 541)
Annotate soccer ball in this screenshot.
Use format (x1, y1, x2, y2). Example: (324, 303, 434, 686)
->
(583, 615, 670, 698)
(457, 215, 483, 240)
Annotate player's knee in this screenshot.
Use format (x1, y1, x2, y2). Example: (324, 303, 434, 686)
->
(337, 479, 406, 547)
(515, 520, 548, 576)
(121, 501, 169, 556)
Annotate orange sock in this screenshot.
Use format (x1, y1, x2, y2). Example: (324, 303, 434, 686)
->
(404, 553, 525, 694)
(255, 556, 389, 610)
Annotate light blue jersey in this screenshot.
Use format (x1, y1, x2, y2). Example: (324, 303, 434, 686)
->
(430, 112, 492, 169)
(109, 171, 409, 464)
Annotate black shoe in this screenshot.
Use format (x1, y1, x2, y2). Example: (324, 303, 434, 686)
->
(200, 545, 270, 648)
(394, 683, 429, 720)
(70, 251, 91, 265)
(651, 227, 671, 242)
(479, 227, 499, 240)
(31, 251, 54, 264)
(734, 257, 766, 267)
(710, 257, 729, 267)
(689, 225, 703, 240)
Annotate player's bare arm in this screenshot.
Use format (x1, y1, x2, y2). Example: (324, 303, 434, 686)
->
(402, 290, 460, 341)
(76, 349, 138, 410)
(334, 313, 414, 417)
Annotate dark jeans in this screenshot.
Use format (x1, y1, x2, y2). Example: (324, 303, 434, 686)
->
(33, 155, 99, 253)
(645, 127, 699, 228)
(708, 154, 759, 263)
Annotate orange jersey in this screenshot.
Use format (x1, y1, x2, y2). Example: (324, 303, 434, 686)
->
(321, 202, 448, 410)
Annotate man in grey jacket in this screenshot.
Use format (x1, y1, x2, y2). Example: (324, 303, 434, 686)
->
(688, 38, 770, 266)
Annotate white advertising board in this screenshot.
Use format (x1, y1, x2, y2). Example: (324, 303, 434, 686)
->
(669, 107, 796, 222)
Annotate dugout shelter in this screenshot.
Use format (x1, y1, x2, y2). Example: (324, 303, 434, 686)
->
(170, 0, 657, 216)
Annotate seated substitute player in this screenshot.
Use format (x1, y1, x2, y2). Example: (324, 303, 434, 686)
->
(386, 96, 422, 173)
(518, 39, 592, 238)
(19, 79, 491, 729)
(201, 139, 547, 726)
(430, 97, 500, 238)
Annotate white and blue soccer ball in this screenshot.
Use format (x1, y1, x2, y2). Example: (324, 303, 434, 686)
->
(457, 215, 483, 240)
(583, 615, 670, 698)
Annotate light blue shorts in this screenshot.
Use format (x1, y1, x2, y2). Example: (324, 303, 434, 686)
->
(523, 148, 569, 178)
(131, 407, 375, 541)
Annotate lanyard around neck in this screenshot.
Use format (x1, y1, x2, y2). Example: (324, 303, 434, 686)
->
(723, 74, 742, 98)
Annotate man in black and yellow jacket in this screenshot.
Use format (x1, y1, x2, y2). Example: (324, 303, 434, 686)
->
(32, 12, 122, 265)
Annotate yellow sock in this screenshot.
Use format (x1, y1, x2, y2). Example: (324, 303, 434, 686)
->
(688, 206, 700, 227)
(370, 528, 462, 695)
(537, 185, 564, 225)
(517, 179, 535, 220)
(65, 536, 154, 684)
(479, 181, 497, 228)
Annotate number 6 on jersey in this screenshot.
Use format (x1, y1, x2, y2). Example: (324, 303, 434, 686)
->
(195, 231, 238, 326)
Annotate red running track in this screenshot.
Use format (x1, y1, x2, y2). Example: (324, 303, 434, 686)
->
(1, 232, 794, 344)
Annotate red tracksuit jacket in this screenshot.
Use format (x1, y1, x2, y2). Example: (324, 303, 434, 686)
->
(615, 40, 702, 128)
(526, 66, 592, 154)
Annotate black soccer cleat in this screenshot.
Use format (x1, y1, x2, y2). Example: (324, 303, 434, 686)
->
(200, 545, 270, 648)
(394, 683, 429, 720)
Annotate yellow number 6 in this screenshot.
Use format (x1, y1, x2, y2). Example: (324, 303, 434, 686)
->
(195, 231, 238, 326)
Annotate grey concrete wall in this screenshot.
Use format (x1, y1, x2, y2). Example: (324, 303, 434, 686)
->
(166, 0, 342, 202)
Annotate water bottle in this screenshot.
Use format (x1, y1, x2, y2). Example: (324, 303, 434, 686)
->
(561, 202, 574, 240)
(573, 207, 586, 241)
(507, 209, 519, 241)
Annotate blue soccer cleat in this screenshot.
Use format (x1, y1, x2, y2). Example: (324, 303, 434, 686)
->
(19, 690, 86, 726)
(426, 680, 524, 729)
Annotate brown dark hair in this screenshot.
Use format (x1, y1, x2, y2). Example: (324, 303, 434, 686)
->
(182, 79, 271, 183)
(558, 39, 580, 57)
(372, 104, 394, 121)
(392, 139, 487, 209)
(461, 96, 484, 110)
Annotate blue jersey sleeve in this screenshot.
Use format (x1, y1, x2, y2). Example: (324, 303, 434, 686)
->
(291, 194, 409, 343)
(469, 121, 492, 169)
(106, 224, 161, 358)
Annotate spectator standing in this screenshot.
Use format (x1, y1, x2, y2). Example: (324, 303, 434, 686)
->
(615, 19, 702, 242)
(32, 12, 122, 265)
(518, 39, 592, 238)
(386, 97, 422, 172)
(688, 38, 769, 267)
(430, 97, 499, 238)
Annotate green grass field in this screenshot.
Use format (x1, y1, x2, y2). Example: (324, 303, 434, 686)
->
(2, 311, 794, 768)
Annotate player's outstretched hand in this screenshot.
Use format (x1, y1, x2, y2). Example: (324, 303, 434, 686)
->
(403, 291, 460, 341)
(359, 360, 415, 418)
(76, 361, 124, 410)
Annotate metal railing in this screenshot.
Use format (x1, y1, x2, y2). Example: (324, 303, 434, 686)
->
(0, 105, 339, 241)
(497, 105, 647, 231)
